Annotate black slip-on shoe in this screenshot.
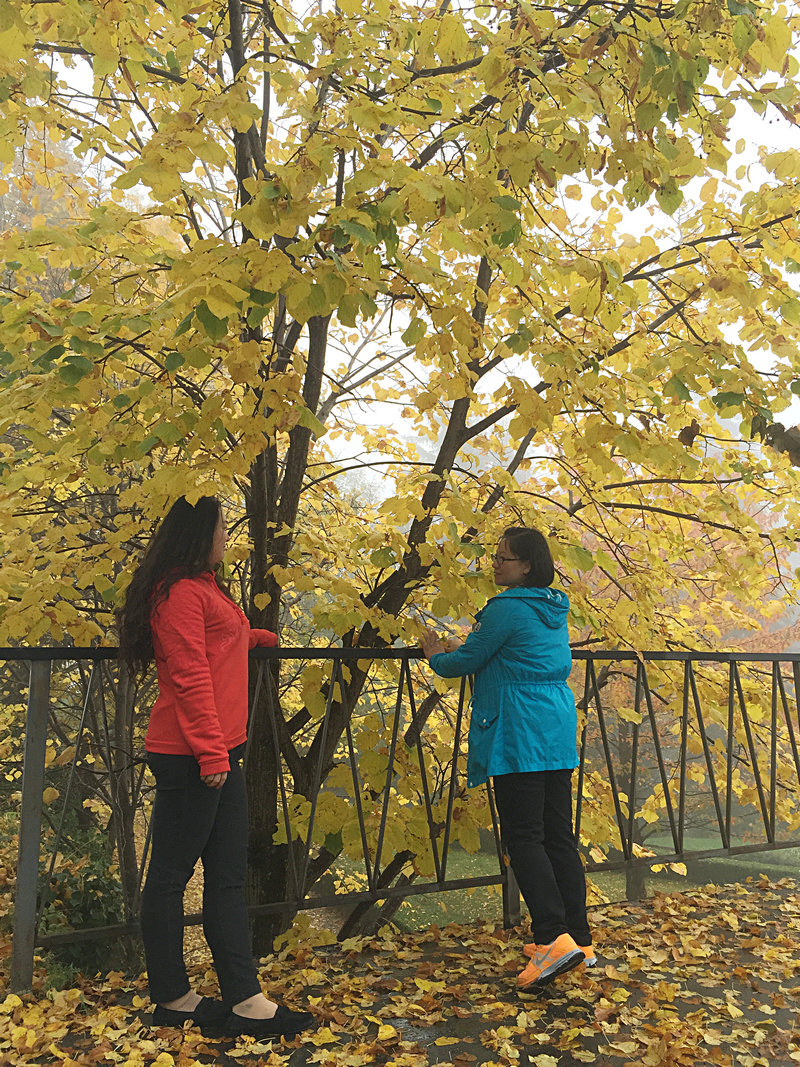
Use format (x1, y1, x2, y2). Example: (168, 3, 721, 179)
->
(152, 996, 229, 1027)
(222, 1004, 316, 1038)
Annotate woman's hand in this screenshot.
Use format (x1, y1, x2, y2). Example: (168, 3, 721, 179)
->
(419, 628, 446, 660)
(201, 771, 228, 789)
(443, 636, 465, 652)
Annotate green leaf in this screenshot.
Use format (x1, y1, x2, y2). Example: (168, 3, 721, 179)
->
(712, 391, 745, 410)
(337, 219, 377, 246)
(195, 300, 228, 340)
(664, 375, 691, 401)
(324, 829, 343, 854)
(635, 102, 662, 131)
(370, 547, 396, 568)
(174, 312, 194, 337)
(58, 355, 94, 385)
(337, 294, 359, 327)
(156, 423, 183, 446)
(262, 180, 286, 200)
(137, 434, 161, 456)
(727, 0, 755, 15)
(296, 405, 326, 438)
(656, 181, 684, 215)
(493, 195, 521, 211)
(112, 393, 132, 408)
(401, 317, 427, 345)
(69, 336, 105, 358)
(114, 165, 146, 190)
(563, 544, 594, 571)
(35, 344, 66, 368)
(249, 288, 275, 306)
(70, 311, 93, 327)
(164, 352, 184, 372)
(733, 15, 757, 56)
(307, 282, 330, 317)
(781, 297, 800, 326)
(424, 96, 442, 113)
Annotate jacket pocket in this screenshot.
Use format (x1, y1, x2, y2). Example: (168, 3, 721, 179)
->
(473, 708, 499, 730)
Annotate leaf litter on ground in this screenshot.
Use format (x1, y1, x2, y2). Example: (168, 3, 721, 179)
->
(1, 877, 799, 1066)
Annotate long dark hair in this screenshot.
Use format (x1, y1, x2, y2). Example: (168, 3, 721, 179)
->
(117, 496, 226, 674)
(502, 527, 555, 588)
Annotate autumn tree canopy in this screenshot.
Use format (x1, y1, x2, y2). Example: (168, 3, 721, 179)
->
(3, 0, 800, 941)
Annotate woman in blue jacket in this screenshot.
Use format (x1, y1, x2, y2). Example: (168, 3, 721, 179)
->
(420, 527, 593, 991)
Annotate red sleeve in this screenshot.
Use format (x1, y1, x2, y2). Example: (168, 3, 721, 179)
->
(249, 628, 278, 649)
(151, 581, 230, 775)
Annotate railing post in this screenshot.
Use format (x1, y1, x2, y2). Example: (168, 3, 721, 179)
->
(10, 660, 51, 992)
(502, 862, 521, 929)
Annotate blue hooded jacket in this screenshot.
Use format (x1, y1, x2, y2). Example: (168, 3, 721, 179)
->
(429, 586, 578, 787)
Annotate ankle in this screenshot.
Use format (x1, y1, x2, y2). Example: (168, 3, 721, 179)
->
(161, 990, 201, 1012)
(232, 993, 278, 1019)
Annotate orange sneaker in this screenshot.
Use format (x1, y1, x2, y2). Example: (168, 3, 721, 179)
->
(524, 940, 596, 968)
(517, 933, 584, 990)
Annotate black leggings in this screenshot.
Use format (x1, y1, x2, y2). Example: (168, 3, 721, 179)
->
(140, 744, 261, 1006)
(493, 769, 591, 947)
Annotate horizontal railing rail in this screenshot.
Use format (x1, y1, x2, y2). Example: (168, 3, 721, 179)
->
(4, 647, 800, 991)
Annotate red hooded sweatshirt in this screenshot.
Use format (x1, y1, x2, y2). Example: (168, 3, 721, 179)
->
(146, 572, 277, 775)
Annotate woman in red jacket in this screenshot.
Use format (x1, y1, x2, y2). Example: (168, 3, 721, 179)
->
(118, 495, 313, 1039)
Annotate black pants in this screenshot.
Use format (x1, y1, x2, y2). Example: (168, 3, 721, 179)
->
(493, 769, 591, 947)
(140, 744, 261, 1006)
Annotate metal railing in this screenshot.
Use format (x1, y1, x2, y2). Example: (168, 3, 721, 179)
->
(3, 647, 800, 991)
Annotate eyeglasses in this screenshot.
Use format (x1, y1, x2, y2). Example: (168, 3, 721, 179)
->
(492, 554, 521, 565)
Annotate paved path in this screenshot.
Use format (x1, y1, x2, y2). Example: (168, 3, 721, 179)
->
(2, 878, 799, 1065)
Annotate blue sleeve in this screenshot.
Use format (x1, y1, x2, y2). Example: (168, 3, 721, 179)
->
(429, 599, 516, 677)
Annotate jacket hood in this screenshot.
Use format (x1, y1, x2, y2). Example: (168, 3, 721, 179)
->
(494, 586, 570, 630)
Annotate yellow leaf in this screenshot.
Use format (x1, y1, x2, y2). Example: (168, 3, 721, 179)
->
(42, 787, 60, 804)
(433, 1037, 460, 1045)
(310, 1026, 338, 1045)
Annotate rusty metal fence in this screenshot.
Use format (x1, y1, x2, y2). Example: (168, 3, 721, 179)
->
(3, 648, 800, 992)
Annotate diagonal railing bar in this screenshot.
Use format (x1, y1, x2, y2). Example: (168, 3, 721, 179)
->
(776, 667, 800, 786)
(343, 700, 375, 892)
(137, 802, 154, 899)
(243, 655, 268, 771)
(403, 657, 443, 884)
(573, 664, 591, 842)
(687, 661, 728, 849)
(588, 659, 631, 860)
(372, 659, 408, 884)
(36, 662, 99, 935)
(639, 662, 680, 853)
(732, 661, 772, 842)
(297, 658, 341, 901)
(485, 778, 504, 868)
(263, 658, 301, 899)
(726, 662, 735, 847)
(440, 675, 469, 882)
